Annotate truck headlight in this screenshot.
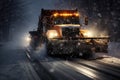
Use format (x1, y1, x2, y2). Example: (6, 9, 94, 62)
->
(25, 36, 31, 43)
(23, 34, 31, 47)
(46, 30, 58, 39)
(83, 31, 93, 37)
(81, 29, 94, 37)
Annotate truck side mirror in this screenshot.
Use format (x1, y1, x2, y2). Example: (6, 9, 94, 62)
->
(85, 17, 88, 25)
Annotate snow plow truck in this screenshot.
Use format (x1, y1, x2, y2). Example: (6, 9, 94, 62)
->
(29, 9, 109, 58)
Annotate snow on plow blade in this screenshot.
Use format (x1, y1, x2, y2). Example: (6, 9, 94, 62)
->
(47, 36, 109, 58)
(52, 37, 110, 40)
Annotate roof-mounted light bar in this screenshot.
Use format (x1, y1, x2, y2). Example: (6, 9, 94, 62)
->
(53, 13, 79, 17)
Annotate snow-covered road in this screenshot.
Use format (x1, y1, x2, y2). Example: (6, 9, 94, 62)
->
(0, 42, 40, 80)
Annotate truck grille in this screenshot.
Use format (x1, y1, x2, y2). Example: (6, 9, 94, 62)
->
(62, 27, 80, 38)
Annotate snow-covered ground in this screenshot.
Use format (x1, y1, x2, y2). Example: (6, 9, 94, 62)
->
(108, 42, 120, 58)
(0, 42, 40, 80)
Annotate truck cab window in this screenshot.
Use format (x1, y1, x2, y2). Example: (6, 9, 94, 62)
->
(53, 16, 79, 25)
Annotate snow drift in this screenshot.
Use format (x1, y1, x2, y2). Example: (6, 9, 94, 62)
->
(108, 42, 120, 58)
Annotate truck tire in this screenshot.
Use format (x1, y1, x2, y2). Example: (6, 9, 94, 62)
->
(46, 43, 53, 56)
(82, 48, 93, 59)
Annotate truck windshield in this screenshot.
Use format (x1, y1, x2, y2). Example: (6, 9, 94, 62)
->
(53, 16, 79, 25)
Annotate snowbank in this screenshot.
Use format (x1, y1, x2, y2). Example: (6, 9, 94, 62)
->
(108, 42, 120, 58)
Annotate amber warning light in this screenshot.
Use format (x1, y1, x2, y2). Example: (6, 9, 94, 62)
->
(53, 13, 79, 17)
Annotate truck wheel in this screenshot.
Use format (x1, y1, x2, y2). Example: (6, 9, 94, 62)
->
(82, 48, 93, 59)
(46, 44, 53, 56)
